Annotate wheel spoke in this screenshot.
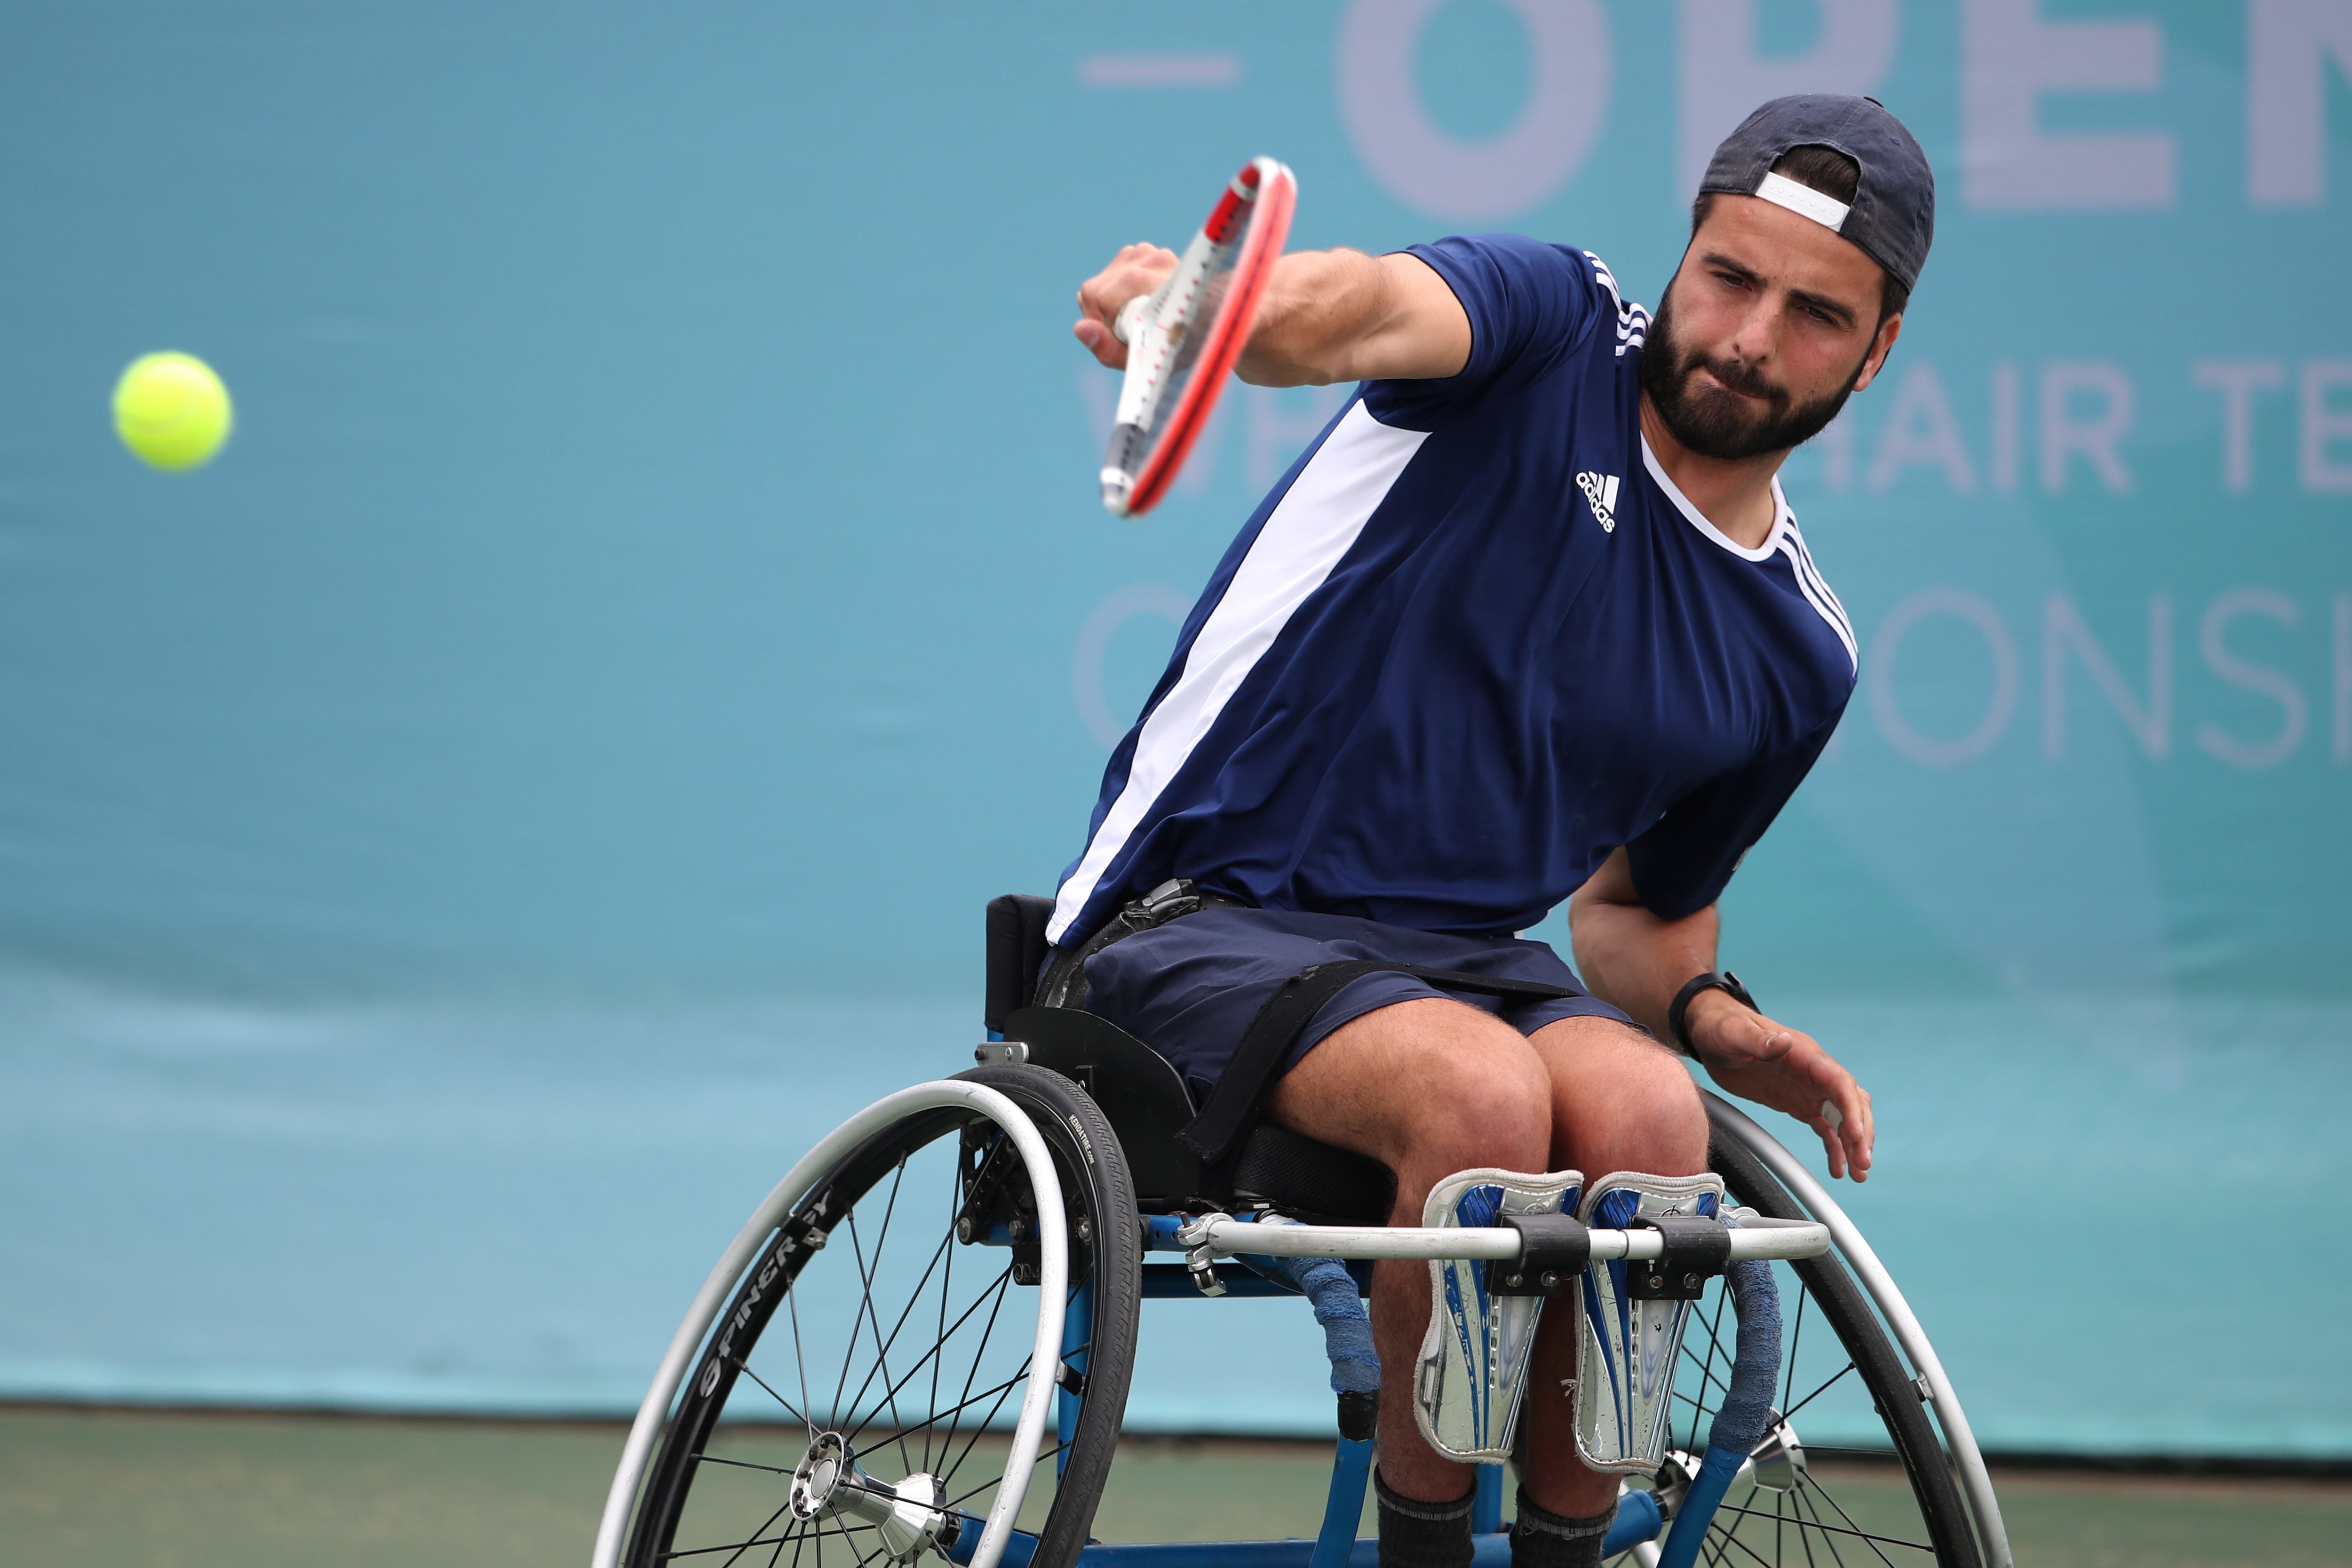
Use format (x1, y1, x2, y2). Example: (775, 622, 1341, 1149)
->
(940, 1437, 1068, 1512)
(833, 1224, 960, 1443)
(761, 1513, 794, 1568)
(853, 1367, 1030, 1457)
(1687, 1283, 1732, 1454)
(938, 1267, 1017, 1483)
(660, 1523, 870, 1561)
(1788, 1470, 1921, 1565)
(833, 1161, 908, 1429)
(726, 1356, 818, 1434)
(1776, 1360, 1859, 1425)
(692, 1452, 797, 1478)
(928, 1157, 959, 1473)
(1705, 1512, 1781, 1568)
(1710, 1497, 1931, 1558)
(787, 1272, 818, 1441)
(1794, 1482, 1855, 1568)
(939, 1346, 1037, 1488)
(840, 1261, 1016, 1449)
(661, 1498, 794, 1567)
(1783, 1277, 1808, 1417)
(1677, 1334, 1736, 1409)
(840, 1204, 918, 1474)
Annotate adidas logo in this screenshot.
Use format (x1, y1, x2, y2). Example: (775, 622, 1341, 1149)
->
(1576, 470, 1621, 533)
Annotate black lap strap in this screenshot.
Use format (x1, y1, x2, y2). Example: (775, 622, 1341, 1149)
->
(1178, 960, 1574, 1164)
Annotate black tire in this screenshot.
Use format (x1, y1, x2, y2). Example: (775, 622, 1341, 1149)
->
(961, 1063, 1143, 1561)
(1621, 1096, 1982, 1566)
(622, 1065, 1140, 1568)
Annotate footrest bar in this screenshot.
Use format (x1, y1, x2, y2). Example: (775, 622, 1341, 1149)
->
(1168, 1214, 1829, 1264)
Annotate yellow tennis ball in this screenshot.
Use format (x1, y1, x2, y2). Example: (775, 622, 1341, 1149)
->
(113, 351, 233, 470)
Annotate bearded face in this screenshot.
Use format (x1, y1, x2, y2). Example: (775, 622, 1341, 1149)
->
(1637, 279, 1869, 462)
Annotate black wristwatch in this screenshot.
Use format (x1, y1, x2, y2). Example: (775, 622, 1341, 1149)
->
(1667, 971, 1757, 1058)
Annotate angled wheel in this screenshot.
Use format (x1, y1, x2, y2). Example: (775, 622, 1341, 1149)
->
(1613, 1103, 1984, 1567)
(617, 1067, 1139, 1568)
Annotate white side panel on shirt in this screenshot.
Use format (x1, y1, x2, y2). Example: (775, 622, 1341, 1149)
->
(1048, 399, 1433, 944)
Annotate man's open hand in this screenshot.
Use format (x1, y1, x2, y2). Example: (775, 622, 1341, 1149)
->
(1073, 243, 1178, 370)
(1685, 989, 1874, 1180)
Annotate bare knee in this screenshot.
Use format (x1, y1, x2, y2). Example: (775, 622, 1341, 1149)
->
(1408, 1047, 1552, 1174)
(1608, 1054, 1708, 1172)
(1284, 998, 1552, 1180)
(1535, 1019, 1708, 1176)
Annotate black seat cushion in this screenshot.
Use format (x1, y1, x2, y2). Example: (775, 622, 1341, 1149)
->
(1000, 1004, 1208, 1203)
(998, 1003, 1397, 1222)
(987, 893, 1397, 1223)
(1230, 1123, 1395, 1226)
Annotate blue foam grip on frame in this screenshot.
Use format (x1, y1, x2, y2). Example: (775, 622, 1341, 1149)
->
(1252, 1253, 1379, 1394)
(1707, 1257, 1781, 1457)
(1656, 1254, 1782, 1568)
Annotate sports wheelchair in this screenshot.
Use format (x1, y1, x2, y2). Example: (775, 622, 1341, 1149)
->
(593, 895, 2011, 1568)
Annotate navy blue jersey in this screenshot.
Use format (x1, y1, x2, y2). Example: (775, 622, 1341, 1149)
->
(1049, 234, 1857, 947)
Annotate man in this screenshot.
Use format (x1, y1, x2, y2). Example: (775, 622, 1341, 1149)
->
(1056, 96, 1932, 1568)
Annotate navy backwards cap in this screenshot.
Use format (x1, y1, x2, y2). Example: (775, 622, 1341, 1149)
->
(1699, 94, 1935, 295)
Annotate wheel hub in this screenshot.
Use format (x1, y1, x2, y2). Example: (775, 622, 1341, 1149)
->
(788, 1431, 954, 1561)
(1747, 1409, 1807, 1493)
(1655, 1409, 1808, 1512)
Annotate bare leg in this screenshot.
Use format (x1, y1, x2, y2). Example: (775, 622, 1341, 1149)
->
(1518, 1017, 1709, 1518)
(1264, 997, 1552, 1503)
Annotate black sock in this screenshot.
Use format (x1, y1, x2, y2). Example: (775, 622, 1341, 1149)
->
(1375, 1467, 1475, 1568)
(1509, 1487, 1613, 1568)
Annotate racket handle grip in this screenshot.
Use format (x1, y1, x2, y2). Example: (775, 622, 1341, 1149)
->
(1111, 295, 1151, 347)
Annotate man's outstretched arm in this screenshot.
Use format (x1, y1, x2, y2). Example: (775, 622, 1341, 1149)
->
(1073, 244, 1470, 386)
(1569, 846, 1876, 1180)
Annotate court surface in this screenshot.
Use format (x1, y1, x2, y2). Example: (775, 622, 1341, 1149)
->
(4, 1406, 2348, 1568)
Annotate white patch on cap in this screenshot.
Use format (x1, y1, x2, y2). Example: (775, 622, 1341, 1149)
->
(1756, 170, 1850, 233)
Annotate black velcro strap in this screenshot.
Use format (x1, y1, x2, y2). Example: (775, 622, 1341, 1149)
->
(1178, 960, 1574, 1163)
(1493, 1212, 1591, 1296)
(1625, 1212, 1732, 1300)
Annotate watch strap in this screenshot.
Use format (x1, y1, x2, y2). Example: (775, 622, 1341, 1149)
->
(1667, 971, 1757, 1057)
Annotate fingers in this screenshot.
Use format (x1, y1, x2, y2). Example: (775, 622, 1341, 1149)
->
(1702, 1014, 1875, 1182)
(1810, 1067, 1873, 1182)
(1073, 243, 1179, 362)
(1072, 317, 1127, 370)
(1843, 1081, 1875, 1179)
(1690, 1005, 1876, 1181)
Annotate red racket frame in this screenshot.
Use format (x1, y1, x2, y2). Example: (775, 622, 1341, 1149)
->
(1119, 158, 1296, 517)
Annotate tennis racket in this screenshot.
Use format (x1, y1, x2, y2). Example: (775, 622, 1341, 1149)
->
(1099, 156, 1297, 517)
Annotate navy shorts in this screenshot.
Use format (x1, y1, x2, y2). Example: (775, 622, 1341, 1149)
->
(1077, 907, 1635, 1105)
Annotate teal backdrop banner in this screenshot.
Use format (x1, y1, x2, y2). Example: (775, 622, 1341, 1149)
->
(3, 1, 2348, 1456)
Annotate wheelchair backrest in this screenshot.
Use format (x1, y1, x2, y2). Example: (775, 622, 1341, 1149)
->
(985, 893, 1056, 1033)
